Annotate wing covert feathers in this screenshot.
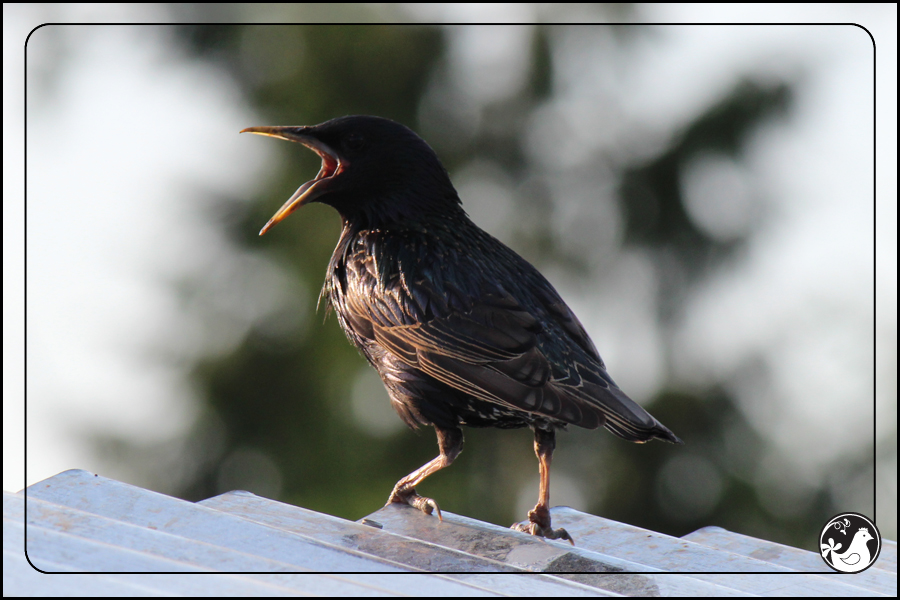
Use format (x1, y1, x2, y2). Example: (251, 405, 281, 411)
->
(332, 229, 681, 444)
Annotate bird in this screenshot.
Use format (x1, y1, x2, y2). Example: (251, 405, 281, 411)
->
(822, 528, 875, 572)
(242, 115, 682, 543)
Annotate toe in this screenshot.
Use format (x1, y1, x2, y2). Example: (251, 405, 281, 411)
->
(410, 495, 442, 519)
(544, 527, 575, 545)
(388, 489, 443, 519)
(511, 517, 575, 545)
(511, 520, 537, 535)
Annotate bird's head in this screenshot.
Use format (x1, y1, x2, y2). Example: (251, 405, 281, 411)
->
(242, 115, 461, 234)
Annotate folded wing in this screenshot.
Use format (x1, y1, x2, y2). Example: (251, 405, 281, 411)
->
(344, 269, 680, 443)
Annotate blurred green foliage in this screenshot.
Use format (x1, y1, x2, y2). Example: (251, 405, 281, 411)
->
(100, 21, 874, 552)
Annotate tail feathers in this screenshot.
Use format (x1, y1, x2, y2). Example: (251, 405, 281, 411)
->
(579, 383, 683, 444)
(605, 416, 683, 444)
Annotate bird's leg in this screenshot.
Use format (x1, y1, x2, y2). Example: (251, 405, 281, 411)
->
(511, 427, 574, 544)
(386, 425, 463, 520)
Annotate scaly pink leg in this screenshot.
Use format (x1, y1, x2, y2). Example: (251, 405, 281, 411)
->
(511, 427, 574, 544)
(387, 425, 463, 520)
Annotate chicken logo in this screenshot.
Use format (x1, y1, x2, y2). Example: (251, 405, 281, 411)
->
(820, 513, 882, 573)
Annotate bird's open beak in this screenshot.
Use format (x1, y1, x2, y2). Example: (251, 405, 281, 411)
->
(241, 126, 345, 235)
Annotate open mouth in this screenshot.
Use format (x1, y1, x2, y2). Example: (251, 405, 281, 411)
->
(240, 126, 345, 235)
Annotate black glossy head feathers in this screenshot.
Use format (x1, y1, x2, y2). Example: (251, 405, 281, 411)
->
(243, 116, 461, 233)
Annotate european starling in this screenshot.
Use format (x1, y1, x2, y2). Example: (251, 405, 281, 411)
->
(242, 115, 682, 542)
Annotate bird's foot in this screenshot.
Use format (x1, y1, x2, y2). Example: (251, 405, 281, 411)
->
(511, 520, 574, 544)
(386, 487, 442, 521)
(511, 506, 574, 545)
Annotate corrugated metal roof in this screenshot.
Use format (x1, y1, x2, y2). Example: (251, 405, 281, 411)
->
(5, 469, 896, 596)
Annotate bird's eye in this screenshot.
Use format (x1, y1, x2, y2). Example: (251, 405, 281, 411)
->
(344, 133, 366, 152)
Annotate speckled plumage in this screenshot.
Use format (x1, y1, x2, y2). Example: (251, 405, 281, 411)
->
(323, 208, 678, 442)
(244, 115, 681, 541)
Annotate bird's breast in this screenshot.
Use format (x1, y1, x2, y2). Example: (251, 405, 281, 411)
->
(327, 228, 445, 340)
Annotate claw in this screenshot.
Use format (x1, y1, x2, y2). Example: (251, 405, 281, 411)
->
(545, 526, 575, 545)
(409, 494, 443, 521)
(511, 520, 536, 535)
(388, 488, 443, 521)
